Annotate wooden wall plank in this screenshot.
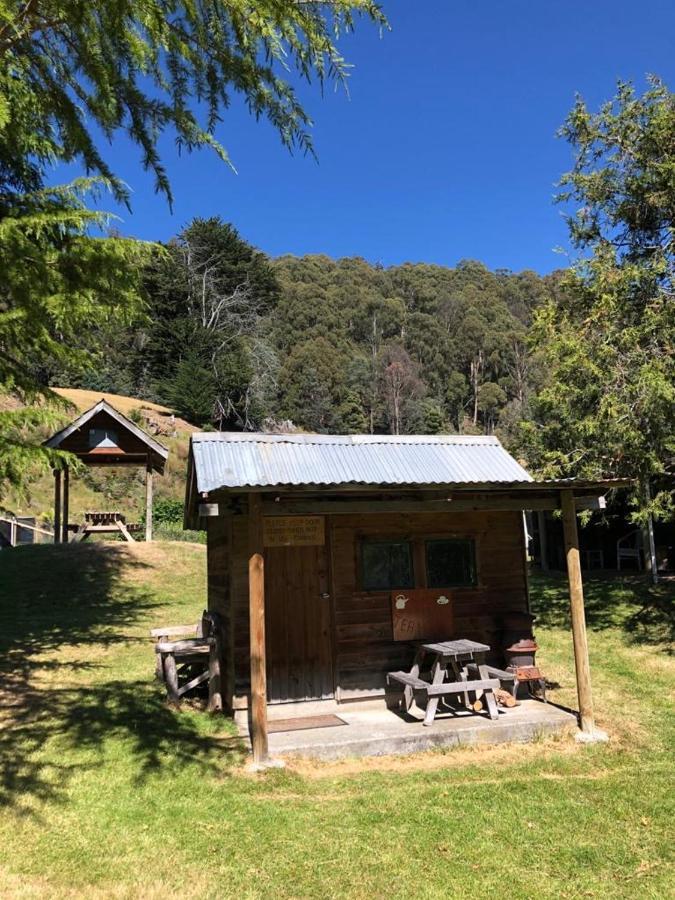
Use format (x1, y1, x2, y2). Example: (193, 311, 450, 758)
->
(329, 509, 528, 696)
(206, 515, 233, 710)
(227, 508, 528, 704)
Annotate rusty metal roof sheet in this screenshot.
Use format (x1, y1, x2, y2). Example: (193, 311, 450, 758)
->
(189, 432, 533, 493)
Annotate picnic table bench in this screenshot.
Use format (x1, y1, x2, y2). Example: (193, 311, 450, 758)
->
(387, 639, 502, 726)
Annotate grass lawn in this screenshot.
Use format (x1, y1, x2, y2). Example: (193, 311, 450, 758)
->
(0, 542, 673, 899)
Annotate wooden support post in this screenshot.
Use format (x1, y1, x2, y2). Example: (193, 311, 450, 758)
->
(645, 515, 658, 585)
(522, 511, 531, 613)
(537, 510, 549, 571)
(61, 465, 70, 544)
(561, 490, 594, 734)
(644, 480, 658, 585)
(145, 462, 153, 542)
(208, 634, 222, 713)
(53, 469, 62, 545)
(248, 492, 268, 764)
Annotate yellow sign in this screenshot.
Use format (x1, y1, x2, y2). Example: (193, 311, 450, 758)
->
(263, 515, 325, 547)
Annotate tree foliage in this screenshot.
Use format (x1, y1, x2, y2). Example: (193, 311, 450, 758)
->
(0, 0, 386, 204)
(0, 180, 147, 393)
(76, 235, 557, 440)
(0, 179, 150, 496)
(144, 217, 278, 427)
(0, 1, 384, 496)
(521, 78, 675, 519)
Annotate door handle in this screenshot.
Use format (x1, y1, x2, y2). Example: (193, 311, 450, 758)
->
(320, 592, 330, 600)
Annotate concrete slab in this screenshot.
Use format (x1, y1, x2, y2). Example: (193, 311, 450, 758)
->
(237, 699, 578, 761)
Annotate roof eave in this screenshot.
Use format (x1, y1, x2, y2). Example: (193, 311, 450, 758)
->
(44, 399, 169, 467)
(201, 478, 631, 496)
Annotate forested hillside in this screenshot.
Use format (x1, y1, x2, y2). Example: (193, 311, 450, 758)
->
(271, 254, 558, 440)
(48, 217, 561, 448)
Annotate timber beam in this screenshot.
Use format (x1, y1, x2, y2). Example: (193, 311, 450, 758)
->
(53, 469, 62, 545)
(253, 494, 606, 516)
(145, 460, 153, 542)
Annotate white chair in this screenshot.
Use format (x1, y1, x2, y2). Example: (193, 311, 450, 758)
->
(617, 530, 643, 571)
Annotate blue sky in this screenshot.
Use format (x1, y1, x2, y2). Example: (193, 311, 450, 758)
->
(63, 1, 675, 273)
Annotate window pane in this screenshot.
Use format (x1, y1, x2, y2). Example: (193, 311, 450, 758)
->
(88, 428, 119, 449)
(362, 541, 414, 590)
(425, 539, 476, 588)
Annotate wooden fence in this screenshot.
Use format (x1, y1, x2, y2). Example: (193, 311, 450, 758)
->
(0, 515, 54, 548)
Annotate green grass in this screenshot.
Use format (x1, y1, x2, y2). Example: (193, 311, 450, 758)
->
(0, 544, 673, 898)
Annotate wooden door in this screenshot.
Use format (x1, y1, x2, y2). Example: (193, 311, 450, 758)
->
(265, 543, 334, 702)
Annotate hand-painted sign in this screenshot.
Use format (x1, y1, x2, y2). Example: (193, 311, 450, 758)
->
(263, 515, 325, 547)
(391, 588, 454, 641)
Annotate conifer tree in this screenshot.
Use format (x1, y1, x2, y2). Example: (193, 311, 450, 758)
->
(0, 2, 385, 494)
(522, 78, 675, 519)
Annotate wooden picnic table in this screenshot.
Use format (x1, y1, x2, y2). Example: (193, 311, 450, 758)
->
(70, 510, 139, 543)
(387, 639, 501, 726)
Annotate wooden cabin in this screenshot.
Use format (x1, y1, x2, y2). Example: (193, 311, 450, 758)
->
(185, 432, 622, 763)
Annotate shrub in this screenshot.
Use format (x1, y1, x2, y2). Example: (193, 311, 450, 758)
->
(152, 497, 184, 526)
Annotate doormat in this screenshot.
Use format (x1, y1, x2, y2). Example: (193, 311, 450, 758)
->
(268, 714, 348, 734)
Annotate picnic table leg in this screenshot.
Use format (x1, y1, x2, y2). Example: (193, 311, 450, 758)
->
(208, 636, 222, 712)
(116, 519, 135, 543)
(155, 648, 165, 681)
(472, 653, 486, 706)
(477, 662, 500, 720)
(423, 660, 446, 726)
(71, 524, 88, 543)
(164, 653, 179, 703)
(403, 647, 424, 712)
(451, 658, 471, 709)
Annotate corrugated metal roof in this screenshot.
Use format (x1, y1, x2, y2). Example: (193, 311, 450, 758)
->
(190, 432, 533, 493)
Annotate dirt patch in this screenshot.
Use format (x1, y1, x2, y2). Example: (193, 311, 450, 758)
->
(0, 867, 213, 900)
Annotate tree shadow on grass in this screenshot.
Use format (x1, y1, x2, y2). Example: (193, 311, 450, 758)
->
(1, 543, 154, 661)
(530, 570, 674, 653)
(0, 544, 245, 814)
(0, 679, 244, 815)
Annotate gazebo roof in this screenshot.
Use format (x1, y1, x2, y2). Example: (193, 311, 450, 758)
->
(44, 399, 169, 472)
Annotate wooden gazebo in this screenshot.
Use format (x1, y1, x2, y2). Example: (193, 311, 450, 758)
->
(44, 399, 168, 543)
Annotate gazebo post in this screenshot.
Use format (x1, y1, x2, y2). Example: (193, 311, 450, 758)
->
(560, 489, 595, 735)
(248, 492, 269, 765)
(62, 465, 70, 544)
(537, 510, 549, 571)
(53, 469, 62, 545)
(145, 460, 153, 542)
